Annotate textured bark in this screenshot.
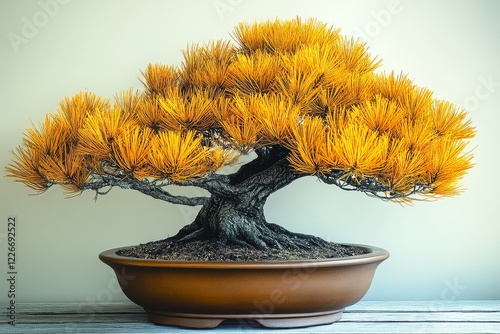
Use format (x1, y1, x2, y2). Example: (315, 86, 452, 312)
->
(166, 148, 330, 250)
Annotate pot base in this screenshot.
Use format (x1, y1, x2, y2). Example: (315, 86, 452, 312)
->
(146, 309, 343, 329)
(99, 244, 389, 329)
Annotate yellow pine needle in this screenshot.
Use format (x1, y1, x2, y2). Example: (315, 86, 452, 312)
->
(431, 100, 476, 139)
(232, 20, 268, 53)
(325, 106, 350, 132)
(233, 17, 340, 54)
(115, 88, 142, 115)
(148, 131, 210, 182)
(58, 91, 110, 140)
(337, 36, 381, 73)
(180, 40, 235, 89)
(39, 149, 89, 192)
(315, 86, 351, 114)
(228, 50, 282, 95)
(383, 140, 426, 194)
(321, 72, 375, 109)
(333, 122, 389, 178)
(288, 117, 330, 174)
(424, 138, 474, 196)
(207, 147, 239, 171)
(353, 95, 404, 134)
(158, 90, 215, 132)
(6, 145, 48, 191)
(8, 110, 90, 193)
(342, 72, 376, 107)
(24, 114, 70, 157)
(210, 96, 233, 122)
(111, 126, 152, 178)
(141, 64, 179, 96)
(133, 97, 170, 132)
(291, 44, 342, 75)
(275, 67, 323, 109)
(78, 106, 134, 159)
(253, 94, 301, 146)
(399, 86, 434, 122)
(220, 113, 264, 153)
(267, 18, 339, 53)
(278, 45, 342, 107)
(396, 118, 435, 152)
(219, 95, 265, 152)
(58, 91, 110, 121)
(7, 91, 108, 191)
(373, 72, 414, 100)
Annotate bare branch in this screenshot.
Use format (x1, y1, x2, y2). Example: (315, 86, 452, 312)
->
(80, 173, 208, 206)
(318, 172, 429, 203)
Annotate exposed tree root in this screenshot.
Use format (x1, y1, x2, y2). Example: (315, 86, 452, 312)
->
(162, 151, 331, 253)
(166, 218, 331, 251)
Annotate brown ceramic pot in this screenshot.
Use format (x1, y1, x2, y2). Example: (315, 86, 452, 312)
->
(99, 244, 388, 329)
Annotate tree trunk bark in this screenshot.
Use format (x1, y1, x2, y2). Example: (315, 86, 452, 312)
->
(166, 153, 330, 250)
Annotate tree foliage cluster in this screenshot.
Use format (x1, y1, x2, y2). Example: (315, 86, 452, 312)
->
(7, 18, 475, 204)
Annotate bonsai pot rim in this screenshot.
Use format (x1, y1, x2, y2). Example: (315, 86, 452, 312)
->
(99, 243, 389, 329)
(99, 243, 388, 268)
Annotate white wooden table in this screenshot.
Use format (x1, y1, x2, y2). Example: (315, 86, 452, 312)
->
(1, 301, 499, 333)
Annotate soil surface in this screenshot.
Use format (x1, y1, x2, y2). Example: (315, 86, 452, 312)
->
(117, 239, 369, 261)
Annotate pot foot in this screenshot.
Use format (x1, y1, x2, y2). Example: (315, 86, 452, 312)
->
(254, 310, 343, 328)
(145, 309, 343, 329)
(146, 310, 225, 329)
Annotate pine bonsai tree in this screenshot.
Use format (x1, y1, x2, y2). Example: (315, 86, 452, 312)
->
(6, 18, 475, 253)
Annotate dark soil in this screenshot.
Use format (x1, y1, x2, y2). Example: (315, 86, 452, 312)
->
(117, 239, 369, 261)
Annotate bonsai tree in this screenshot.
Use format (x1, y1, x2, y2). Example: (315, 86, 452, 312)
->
(6, 18, 475, 254)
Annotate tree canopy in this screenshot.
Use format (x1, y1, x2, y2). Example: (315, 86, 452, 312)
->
(7, 18, 475, 205)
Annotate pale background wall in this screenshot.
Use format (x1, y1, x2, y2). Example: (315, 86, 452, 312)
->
(0, 0, 499, 305)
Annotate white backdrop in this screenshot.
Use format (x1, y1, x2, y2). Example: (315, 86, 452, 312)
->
(1, 0, 499, 304)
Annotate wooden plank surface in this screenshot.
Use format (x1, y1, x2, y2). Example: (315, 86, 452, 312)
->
(1, 301, 499, 334)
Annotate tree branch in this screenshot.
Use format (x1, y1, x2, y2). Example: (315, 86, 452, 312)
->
(80, 173, 208, 206)
(173, 172, 236, 197)
(238, 157, 304, 199)
(318, 171, 429, 202)
(229, 146, 288, 185)
(172, 146, 293, 198)
(79, 146, 300, 205)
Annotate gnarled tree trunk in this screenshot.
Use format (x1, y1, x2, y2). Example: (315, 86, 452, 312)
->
(166, 147, 329, 250)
